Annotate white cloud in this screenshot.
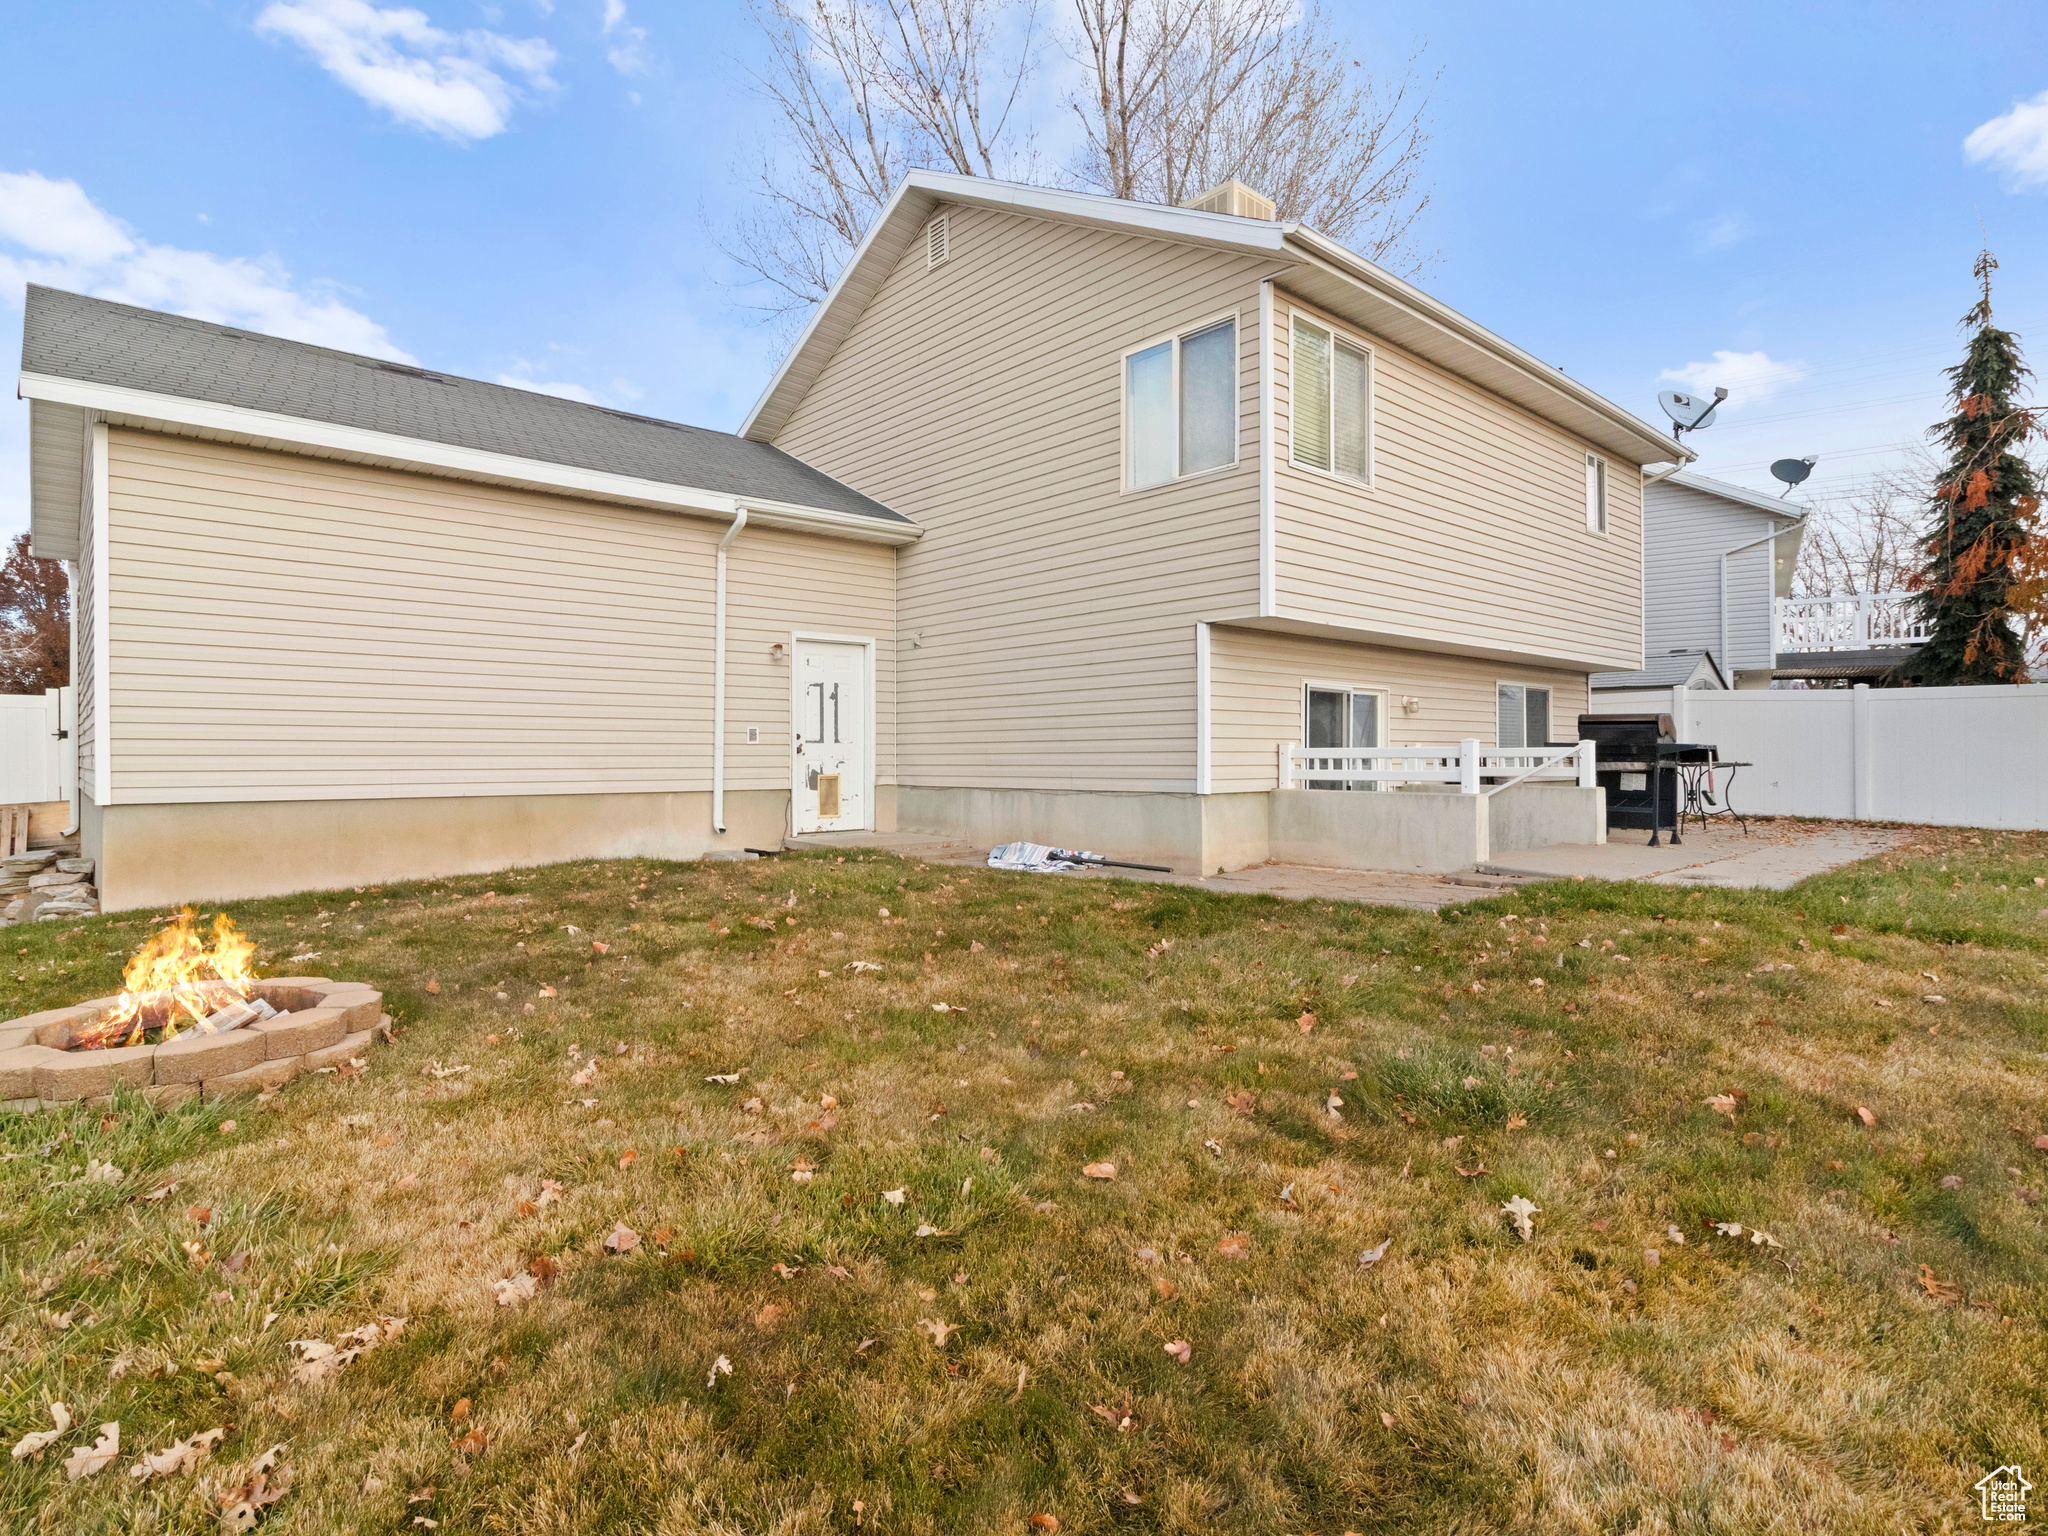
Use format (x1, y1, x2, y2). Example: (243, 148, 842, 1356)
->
(1693, 210, 1752, 250)
(255, 0, 557, 140)
(1965, 89, 2048, 188)
(0, 169, 411, 361)
(1659, 349, 1810, 410)
(600, 0, 653, 77)
(495, 368, 597, 403)
(0, 170, 413, 539)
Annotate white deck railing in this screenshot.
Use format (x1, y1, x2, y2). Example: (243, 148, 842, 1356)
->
(1279, 739, 1596, 796)
(1775, 593, 1928, 652)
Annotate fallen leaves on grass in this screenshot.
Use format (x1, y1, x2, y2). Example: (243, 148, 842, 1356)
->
(1703, 1094, 1738, 1122)
(704, 1072, 742, 1085)
(617, 1149, 638, 1170)
(62, 1422, 119, 1481)
(707, 1356, 731, 1387)
(1029, 1516, 1061, 1531)
(1297, 1012, 1317, 1033)
(882, 1188, 907, 1205)
(130, 1426, 225, 1482)
(1856, 1106, 1877, 1127)
(1215, 1233, 1249, 1258)
(289, 1318, 406, 1386)
(492, 1274, 538, 1307)
(216, 1444, 291, 1532)
(11, 1402, 70, 1460)
(915, 1318, 957, 1347)
(1501, 1196, 1540, 1241)
(1917, 1265, 1961, 1303)
(1162, 1339, 1191, 1363)
(603, 1222, 640, 1255)
(1081, 1162, 1117, 1180)
(1358, 1239, 1391, 1268)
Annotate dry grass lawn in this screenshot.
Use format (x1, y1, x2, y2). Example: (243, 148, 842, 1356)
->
(2, 828, 2046, 1534)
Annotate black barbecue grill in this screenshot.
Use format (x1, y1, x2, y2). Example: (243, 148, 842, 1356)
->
(1575, 714, 1724, 845)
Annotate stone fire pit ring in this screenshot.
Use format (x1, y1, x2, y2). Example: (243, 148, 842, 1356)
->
(0, 977, 385, 1112)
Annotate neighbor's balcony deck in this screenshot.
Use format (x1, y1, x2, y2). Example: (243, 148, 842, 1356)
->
(1775, 593, 1928, 653)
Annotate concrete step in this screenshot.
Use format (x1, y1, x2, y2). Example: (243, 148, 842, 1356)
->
(1440, 870, 1533, 890)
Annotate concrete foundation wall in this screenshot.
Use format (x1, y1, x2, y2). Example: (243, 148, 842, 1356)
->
(1270, 784, 1604, 873)
(92, 789, 794, 912)
(1488, 783, 1607, 856)
(1270, 788, 1488, 872)
(901, 782, 1606, 877)
(896, 786, 1208, 871)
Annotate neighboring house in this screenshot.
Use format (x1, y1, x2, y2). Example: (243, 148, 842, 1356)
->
(1590, 470, 1802, 711)
(19, 173, 1685, 910)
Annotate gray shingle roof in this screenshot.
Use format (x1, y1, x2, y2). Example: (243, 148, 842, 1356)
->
(20, 285, 910, 528)
(1590, 647, 1726, 691)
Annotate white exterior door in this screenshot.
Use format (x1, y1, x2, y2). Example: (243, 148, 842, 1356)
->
(791, 640, 868, 833)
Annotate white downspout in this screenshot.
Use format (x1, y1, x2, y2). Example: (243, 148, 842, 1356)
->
(1257, 279, 1275, 617)
(711, 509, 748, 835)
(62, 560, 79, 836)
(1719, 524, 1786, 684)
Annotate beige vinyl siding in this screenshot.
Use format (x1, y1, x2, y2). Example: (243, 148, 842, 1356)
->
(74, 437, 97, 803)
(1208, 624, 1589, 792)
(772, 202, 1267, 793)
(102, 429, 893, 804)
(1270, 292, 1644, 672)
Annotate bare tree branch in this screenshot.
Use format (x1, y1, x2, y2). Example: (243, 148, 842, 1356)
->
(723, 0, 1438, 328)
(721, 0, 1042, 324)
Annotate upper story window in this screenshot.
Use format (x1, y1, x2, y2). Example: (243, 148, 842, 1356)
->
(1584, 452, 1608, 533)
(1290, 315, 1370, 482)
(1125, 316, 1237, 489)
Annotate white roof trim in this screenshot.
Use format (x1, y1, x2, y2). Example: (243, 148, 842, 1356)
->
(743, 169, 1689, 466)
(1653, 470, 1811, 521)
(18, 373, 921, 546)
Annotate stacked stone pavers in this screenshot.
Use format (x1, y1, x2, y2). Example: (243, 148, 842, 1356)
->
(0, 978, 384, 1111)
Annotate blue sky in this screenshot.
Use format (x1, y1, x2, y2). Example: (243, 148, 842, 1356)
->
(3, 0, 2045, 543)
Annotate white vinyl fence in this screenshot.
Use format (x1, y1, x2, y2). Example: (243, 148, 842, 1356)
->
(1672, 683, 2048, 829)
(0, 688, 71, 805)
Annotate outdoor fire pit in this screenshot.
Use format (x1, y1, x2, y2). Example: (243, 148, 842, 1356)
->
(0, 912, 385, 1111)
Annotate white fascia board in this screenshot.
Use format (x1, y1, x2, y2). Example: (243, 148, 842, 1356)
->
(18, 372, 921, 546)
(1283, 227, 1687, 467)
(1659, 469, 1811, 521)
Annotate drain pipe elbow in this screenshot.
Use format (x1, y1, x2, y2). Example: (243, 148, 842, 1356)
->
(711, 509, 749, 835)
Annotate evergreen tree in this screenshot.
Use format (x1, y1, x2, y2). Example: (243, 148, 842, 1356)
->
(1889, 247, 2041, 685)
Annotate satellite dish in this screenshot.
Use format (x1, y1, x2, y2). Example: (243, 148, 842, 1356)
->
(1770, 455, 1817, 497)
(1658, 386, 1726, 437)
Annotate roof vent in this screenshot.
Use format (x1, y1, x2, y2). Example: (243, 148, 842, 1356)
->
(1180, 180, 1276, 221)
(926, 213, 950, 269)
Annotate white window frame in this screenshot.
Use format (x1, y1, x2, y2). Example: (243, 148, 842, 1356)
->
(1301, 680, 1389, 791)
(1301, 681, 1388, 748)
(1584, 451, 1608, 534)
(1120, 310, 1242, 492)
(1286, 309, 1375, 489)
(1495, 681, 1553, 750)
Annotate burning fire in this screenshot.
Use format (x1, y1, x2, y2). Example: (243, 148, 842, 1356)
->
(74, 909, 259, 1050)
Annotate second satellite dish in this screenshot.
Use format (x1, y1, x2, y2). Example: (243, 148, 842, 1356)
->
(1658, 387, 1725, 437)
(1770, 456, 1817, 497)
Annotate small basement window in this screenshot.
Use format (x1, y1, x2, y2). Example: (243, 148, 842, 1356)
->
(1125, 316, 1238, 488)
(1585, 452, 1607, 533)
